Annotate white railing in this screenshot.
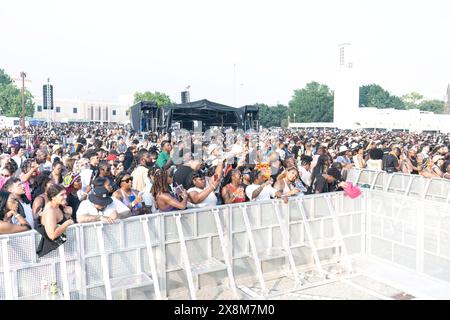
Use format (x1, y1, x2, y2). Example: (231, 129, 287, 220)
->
(366, 190, 450, 284)
(347, 168, 450, 203)
(0, 192, 365, 300)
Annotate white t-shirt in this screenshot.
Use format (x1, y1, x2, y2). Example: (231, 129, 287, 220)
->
(245, 184, 278, 201)
(187, 187, 218, 208)
(77, 198, 129, 217)
(298, 166, 312, 187)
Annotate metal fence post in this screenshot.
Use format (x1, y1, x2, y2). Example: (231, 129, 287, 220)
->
(1, 238, 14, 300)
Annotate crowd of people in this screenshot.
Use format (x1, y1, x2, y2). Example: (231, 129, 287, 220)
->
(0, 124, 449, 255)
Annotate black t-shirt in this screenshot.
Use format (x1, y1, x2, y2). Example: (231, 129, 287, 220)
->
(67, 192, 80, 223)
(410, 157, 419, 174)
(173, 165, 194, 190)
(313, 175, 330, 194)
(383, 154, 399, 173)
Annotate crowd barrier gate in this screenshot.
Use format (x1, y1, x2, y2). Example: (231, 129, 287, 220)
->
(347, 168, 450, 203)
(0, 192, 366, 300)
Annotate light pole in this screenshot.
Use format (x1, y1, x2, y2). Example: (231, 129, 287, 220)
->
(293, 113, 296, 123)
(20, 72, 26, 129)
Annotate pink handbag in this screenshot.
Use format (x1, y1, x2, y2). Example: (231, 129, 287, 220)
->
(343, 182, 361, 199)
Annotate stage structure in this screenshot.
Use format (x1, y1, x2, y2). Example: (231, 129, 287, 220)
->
(129, 101, 169, 132)
(239, 105, 260, 131)
(129, 99, 259, 133)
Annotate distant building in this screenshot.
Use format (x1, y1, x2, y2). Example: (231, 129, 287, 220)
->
(33, 98, 130, 124)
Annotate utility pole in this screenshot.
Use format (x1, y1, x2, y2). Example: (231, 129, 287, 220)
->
(13, 73, 31, 130)
(20, 72, 26, 129)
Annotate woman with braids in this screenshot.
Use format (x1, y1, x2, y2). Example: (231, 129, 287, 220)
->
(151, 169, 188, 212)
(36, 184, 74, 257)
(0, 191, 32, 234)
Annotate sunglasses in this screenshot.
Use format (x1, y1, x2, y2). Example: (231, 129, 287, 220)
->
(121, 177, 133, 183)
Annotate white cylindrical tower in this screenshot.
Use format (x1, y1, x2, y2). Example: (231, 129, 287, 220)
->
(334, 43, 359, 129)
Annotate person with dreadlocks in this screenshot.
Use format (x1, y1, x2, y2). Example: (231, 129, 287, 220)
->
(151, 169, 188, 212)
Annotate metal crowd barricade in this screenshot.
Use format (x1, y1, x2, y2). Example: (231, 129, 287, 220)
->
(347, 168, 450, 203)
(366, 190, 450, 283)
(0, 193, 366, 300)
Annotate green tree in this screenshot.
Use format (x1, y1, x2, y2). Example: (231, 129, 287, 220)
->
(418, 99, 445, 114)
(0, 69, 34, 117)
(401, 92, 424, 109)
(0, 68, 12, 85)
(388, 95, 406, 110)
(257, 103, 288, 128)
(288, 81, 334, 122)
(133, 91, 173, 107)
(359, 84, 405, 110)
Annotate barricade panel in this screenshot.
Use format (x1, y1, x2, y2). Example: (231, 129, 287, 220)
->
(408, 175, 427, 198)
(87, 286, 106, 300)
(0, 272, 5, 300)
(426, 179, 450, 202)
(370, 236, 393, 261)
(85, 256, 103, 286)
(162, 215, 177, 242)
(259, 202, 279, 227)
(231, 232, 248, 257)
(231, 206, 246, 232)
(288, 221, 303, 247)
(343, 235, 362, 255)
(109, 250, 138, 279)
(439, 231, 450, 258)
(124, 220, 146, 248)
(386, 174, 411, 194)
(185, 238, 209, 264)
(346, 168, 361, 184)
(2, 189, 450, 300)
(17, 264, 53, 298)
(196, 210, 217, 236)
(358, 170, 380, 186)
(83, 226, 100, 255)
(424, 253, 450, 282)
(373, 171, 389, 191)
(288, 199, 302, 222)
(393, 244, 416, 270)
(55, 260, 78, 292)
(101, 224, 122, 252)
(7, 233, 35, 267)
